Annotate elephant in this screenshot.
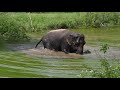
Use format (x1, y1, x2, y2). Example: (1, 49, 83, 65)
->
(35, 29, 86, 55)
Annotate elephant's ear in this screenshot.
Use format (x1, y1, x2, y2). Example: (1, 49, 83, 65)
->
(66, 34, 74, 45)
(66, 39, 71, 45)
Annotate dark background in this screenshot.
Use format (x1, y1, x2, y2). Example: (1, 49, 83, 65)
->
(0, 0, 119, 11)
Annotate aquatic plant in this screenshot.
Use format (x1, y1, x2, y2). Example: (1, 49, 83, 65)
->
(78, 44, 120, 78)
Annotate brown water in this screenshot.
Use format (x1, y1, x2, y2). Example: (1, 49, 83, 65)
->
(7, 43, 120, 60)
(4, 43, 119, 78)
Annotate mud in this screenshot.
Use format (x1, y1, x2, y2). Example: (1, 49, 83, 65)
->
(6, 43, 120, 60)
(6, 43, 81, 59)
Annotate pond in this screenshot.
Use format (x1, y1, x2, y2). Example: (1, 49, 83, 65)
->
(3, 42, 119, 78)
(1, 27, 120, 78)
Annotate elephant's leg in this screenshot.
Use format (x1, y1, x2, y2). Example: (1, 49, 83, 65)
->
(61, 44, 70, 54)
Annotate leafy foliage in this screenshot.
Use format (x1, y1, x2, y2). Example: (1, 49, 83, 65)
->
(0, 12, 120, 43)
(92, 60, 120, 78)
(100, 44, 109, 54)
(78, 44, 120, 78)
(0, 13, 30, 43)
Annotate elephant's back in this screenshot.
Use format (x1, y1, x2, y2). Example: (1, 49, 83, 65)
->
(47, 29, 70, 35)
(43, 29, 70, 40)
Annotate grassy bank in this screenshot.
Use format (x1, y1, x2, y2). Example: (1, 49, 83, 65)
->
(0, 12, 120, 43)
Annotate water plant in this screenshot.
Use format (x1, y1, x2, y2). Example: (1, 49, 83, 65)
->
(78, 43, 120, 78)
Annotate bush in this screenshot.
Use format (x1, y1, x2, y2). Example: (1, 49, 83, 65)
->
(78, 43, 120, 78)
(100, 43, 109, 54)
(0, 13, 30, 43)
(92, 60, 120, 78)
(0, 12, 120, 43)
(80, 12, 120, 28)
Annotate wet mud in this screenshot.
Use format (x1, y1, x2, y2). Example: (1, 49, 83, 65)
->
(6, 43, 120, 60)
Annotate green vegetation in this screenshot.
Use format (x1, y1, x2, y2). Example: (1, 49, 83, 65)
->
(0, 12, 120, 43)
(92, 44, 120, 78)
(0, 12, 120, 78)
(0, 13, 30, 43)
(92, 59, 120, 78)
(78, 44, 120, 78)
(100, 43, 109, 54)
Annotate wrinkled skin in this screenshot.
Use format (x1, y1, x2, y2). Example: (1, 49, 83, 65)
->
(69, 34, 86, 54)
(35, 29, 86, 55)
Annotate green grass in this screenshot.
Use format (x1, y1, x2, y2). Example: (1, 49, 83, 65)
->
(0, 12, 120, 43)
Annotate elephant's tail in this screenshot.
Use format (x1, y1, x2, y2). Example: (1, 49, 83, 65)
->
(35, 38, 42, 48)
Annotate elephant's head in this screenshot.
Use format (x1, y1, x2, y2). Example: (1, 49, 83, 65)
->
(68, 33, 86, 55)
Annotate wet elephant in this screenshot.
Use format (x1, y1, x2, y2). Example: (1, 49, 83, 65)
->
(35, 29, 86, 55)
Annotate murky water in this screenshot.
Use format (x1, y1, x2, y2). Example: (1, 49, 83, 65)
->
(7, 43, 120, 60)
(2, 43, 119, 78)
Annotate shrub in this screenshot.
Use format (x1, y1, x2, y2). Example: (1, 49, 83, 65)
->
(78, 43, 120, 78)
(92, 60, 120, 78)
(100, 43, 109, 54)
(0, 13, 30, 43)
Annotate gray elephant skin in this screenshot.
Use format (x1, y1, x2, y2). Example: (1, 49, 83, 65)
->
(35, 29, 86, 55)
